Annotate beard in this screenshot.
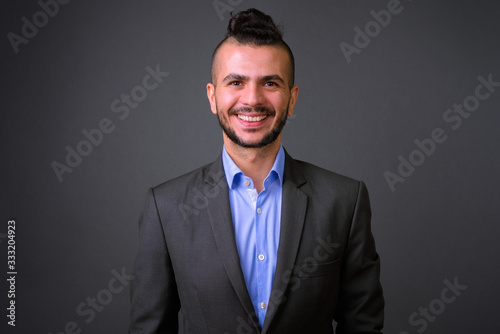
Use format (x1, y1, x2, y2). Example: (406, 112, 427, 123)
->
(216, 103, 289, 148)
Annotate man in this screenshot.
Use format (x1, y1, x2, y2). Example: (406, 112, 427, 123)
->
(130, 8, 384, 334)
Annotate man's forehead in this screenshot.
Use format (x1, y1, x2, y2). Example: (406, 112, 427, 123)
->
(216, 43, 289, 75)
(218, 41, 287, 60)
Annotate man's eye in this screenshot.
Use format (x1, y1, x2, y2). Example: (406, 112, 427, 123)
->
(265, 82, 277, 87)
(230, 81, 241, 86)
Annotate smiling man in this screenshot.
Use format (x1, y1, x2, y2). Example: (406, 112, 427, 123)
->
(130, 8, 384, 334)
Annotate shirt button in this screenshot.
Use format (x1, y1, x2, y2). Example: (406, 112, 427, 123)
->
(258, 254, 265, 261)
(260, 302, 267, 309)
(244, 180, 250, 186)
(257, 208, 262, 214)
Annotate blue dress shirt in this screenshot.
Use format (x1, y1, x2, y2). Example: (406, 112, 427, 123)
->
(222, 145, 285, 328)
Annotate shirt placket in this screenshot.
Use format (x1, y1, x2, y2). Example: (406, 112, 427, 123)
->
(257, 178, 274, 325)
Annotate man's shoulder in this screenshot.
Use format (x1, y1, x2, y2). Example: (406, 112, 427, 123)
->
(290, 157, 361, 188)
(295, 159, 357, 181)
(151, 157, 223, 195)
(287, 156, 366, 203)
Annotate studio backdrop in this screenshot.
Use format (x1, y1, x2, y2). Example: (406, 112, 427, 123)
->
(1, 0, 499, 333)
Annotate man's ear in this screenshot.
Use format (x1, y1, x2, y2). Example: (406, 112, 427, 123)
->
(287, 85, 299, 117)
(207, 83, 217, 115)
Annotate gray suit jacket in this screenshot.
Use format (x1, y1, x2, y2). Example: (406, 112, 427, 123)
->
(129, 151, 384, 333)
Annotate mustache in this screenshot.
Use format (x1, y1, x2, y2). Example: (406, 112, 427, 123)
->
(228, 106, 275, 116)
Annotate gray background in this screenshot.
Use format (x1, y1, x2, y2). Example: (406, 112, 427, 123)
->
(1, 0, 499, 333)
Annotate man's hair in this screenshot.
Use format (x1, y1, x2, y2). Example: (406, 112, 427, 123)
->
(211, 8, 295, 87)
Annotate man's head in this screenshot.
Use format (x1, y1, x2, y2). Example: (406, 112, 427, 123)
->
(207, 8, 299, 149)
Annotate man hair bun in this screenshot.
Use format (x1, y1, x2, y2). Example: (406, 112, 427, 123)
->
(226, 8, 283, 44)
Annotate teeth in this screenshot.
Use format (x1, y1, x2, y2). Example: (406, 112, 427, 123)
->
(237, 114, 268, 122)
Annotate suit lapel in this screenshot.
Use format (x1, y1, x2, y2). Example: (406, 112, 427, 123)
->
(262, 152, 308, 333)
(204, 156, 260, 330)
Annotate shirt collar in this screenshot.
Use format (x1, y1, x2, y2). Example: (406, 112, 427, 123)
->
(222, 145, 285, 189)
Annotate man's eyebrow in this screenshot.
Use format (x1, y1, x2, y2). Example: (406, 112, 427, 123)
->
(221, 73, 286, 85)
(222, 73, 249, 83)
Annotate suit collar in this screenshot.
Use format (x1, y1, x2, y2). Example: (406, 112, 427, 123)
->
(282, 149, 307, 187)
(203, 154, 226, 186)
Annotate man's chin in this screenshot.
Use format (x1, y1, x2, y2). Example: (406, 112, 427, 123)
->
(227, 134, 280, 149)
(219, 116, 283, 149)
(236, 142, 269, 149)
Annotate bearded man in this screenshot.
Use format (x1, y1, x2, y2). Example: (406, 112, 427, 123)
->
(130, 8, 384, 334)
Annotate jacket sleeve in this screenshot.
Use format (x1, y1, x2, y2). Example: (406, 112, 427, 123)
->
(129, 188, 180, 333)
(334, 181, 384, 333)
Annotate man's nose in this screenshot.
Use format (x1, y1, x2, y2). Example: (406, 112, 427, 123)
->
(240, 84, 265, 107)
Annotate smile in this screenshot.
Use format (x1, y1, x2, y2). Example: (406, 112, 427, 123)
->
(237, 114, 268, 122)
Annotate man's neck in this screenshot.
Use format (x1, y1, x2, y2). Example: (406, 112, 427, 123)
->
(223, 134, 282, 193)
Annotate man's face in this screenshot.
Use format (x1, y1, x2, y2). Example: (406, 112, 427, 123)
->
(207, 42, 298, 148)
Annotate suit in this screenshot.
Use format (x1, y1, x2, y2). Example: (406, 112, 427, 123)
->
(129, 150, 384, 333)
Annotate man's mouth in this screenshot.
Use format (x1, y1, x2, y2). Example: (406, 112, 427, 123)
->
(237, 114, 268, 122)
